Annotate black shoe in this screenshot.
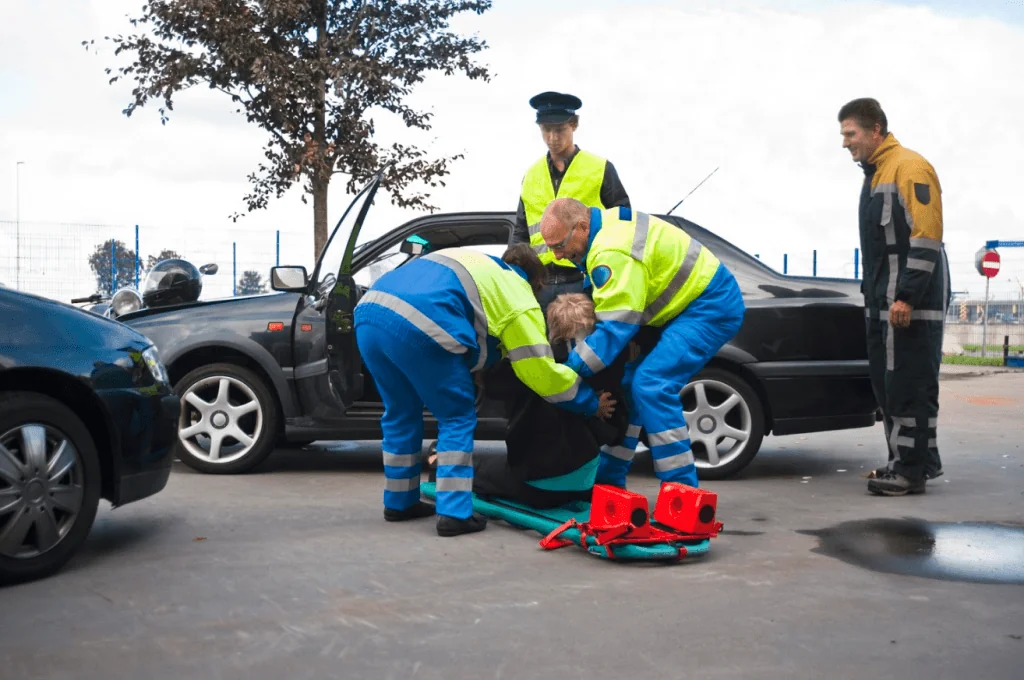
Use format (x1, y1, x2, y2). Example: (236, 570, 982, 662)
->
(867, 471, 926, 496)
(384, 501, 436, 522)
(436, 514, 487, 537)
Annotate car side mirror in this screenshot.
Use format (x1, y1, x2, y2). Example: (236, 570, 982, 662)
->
(400, 234, 430, 256)
(271, 265, 309, 292)
(200, 263, 219, 275)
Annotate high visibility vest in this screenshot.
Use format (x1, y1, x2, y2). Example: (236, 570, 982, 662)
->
(354, 247, 599, 414)
(589, 207, 721, 327)
(565, 208, 722, 378)
(521, 149, 607, 268)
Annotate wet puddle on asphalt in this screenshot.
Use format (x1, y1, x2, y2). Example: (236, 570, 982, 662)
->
(800, 519, 1024, 584)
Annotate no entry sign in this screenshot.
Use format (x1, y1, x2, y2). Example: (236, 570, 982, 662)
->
(981, 251, 1001, 278)
(975, 247, 1001, 278)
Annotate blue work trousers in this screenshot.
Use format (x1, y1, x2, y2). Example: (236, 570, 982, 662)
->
(355, 322, 477, 519)
(596, 265, 746, 488)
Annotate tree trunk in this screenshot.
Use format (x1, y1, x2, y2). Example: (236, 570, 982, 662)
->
(312, 0, 329, 261)
(313, 173, 329, 260)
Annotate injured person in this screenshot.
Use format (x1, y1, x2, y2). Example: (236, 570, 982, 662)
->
(430, 293, 638, 508)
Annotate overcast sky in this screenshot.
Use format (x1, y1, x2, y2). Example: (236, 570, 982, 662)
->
(1, 0, 1023, 301)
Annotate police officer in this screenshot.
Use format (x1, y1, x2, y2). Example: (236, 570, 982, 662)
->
(539, 198, 747, 489)
(513, 91, 631, 311)
(838, 98, 950, 496)
(353, 244, 616, 537)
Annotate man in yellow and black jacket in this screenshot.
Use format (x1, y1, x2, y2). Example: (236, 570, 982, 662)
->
(838, 98, 951, 497)
(513, 91, 630, 310)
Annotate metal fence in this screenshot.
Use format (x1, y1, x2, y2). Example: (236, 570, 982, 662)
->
(0, 220, 313, 304)
(3, 219, 1022, 341)
(944, 294, 1024, 359)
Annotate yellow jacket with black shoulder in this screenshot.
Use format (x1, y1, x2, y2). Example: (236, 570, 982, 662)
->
(859, 134, 950, 317)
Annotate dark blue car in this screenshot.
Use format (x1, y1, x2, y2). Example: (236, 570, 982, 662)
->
(0, 287, 180, 585)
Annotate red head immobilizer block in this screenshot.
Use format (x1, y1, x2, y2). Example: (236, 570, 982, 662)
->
(653, 482, 720, 536)
(589, 484, 650, 530)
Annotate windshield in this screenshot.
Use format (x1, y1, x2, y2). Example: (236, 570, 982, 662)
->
(311, 175, 381, 286)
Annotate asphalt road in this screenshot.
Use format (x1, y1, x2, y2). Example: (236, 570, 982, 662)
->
(2, 372, 1022, 680)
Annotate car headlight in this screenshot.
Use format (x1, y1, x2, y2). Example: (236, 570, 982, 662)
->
(142, 346, 170, 385)
(111, 287, 144, 317)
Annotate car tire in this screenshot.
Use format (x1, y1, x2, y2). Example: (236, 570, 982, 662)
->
(173, 363, 279, 475)
(681, 367, 765, 480)
(0, 392, 102, 586)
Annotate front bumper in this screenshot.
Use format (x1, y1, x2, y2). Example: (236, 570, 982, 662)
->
(97, 388, 181, 506)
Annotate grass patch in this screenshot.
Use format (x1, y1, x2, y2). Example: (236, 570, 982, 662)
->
(961, 343, 1024, 352)
(942, 355, 1005, 366)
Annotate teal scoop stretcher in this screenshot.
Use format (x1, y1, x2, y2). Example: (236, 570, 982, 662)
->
(420, 481, 713, 562)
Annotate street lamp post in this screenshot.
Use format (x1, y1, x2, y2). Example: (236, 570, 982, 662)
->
(16, 161, 24, 289)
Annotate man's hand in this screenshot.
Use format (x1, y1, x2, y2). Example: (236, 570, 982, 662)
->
(596, 391, 617, 419)
(889, 300, 912, 328)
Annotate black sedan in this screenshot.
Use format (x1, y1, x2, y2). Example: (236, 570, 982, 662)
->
(118, 174, 879, 480)
(0, 287, 180, 585)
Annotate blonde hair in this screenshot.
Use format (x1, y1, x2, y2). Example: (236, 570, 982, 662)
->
(546, 293, 596, 342)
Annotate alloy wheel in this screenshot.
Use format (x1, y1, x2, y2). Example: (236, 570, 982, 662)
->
(681, 379, 753, 470)
(179, 376, 264, 464)
(0, 423, 85, 559)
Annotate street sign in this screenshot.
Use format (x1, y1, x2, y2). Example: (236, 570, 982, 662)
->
(981, 251, 1001, 278)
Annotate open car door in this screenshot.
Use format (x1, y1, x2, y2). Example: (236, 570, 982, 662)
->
(285, 172, 382, 420)
(317, 172, 382, 409)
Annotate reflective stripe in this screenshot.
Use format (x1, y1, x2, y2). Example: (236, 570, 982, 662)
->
(885, 316, 894, 371)
(358, 290, 467, 354)
(907, 257, 935, 273)
(876, 309, 945, 322)
(885, 222, 895, 247)
(626, 424, 642, 439)
(648, 426, 690, 447)
(424, 253, 489, 371)
(437, 451, 472, 467)
(928, 438, 937, 448)
(602, 444, 635, 461)
(896, 436, 915, 448)
(545, 375, 582, 404)
(928, 417, 937, 427)
(507, 344, 553, 362)
(576, 340, 605, 373)
(631, 212, 650, 260)
(436, 476, 473, 493)
(654, 451, 695, 472)
(597, 309, 643, 325)
(910, 237, 942, 251)
(872, 182, 898, 195)
(886, 254, 898, 304)
(528, 222, 541, 236)
(385, 477, 420, 492)
(888, 421, 901, 463)
(881, 190, 893, 232)
(892, 416, 917, 426)
(641, 237, 703, 324)
(534, 243, 550, 255)
(382, 452, 418, 468)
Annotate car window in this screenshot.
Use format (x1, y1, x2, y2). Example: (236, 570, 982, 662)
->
(462, 244, 508, 259)
(353, 245, 409, 288)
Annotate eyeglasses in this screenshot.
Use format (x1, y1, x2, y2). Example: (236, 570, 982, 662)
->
(550, 222, 578, 251)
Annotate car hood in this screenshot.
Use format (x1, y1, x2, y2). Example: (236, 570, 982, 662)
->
(0, 288, 153, 352)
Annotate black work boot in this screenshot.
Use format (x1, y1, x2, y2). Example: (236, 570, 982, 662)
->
(867, 471, 926, 496)
(384, 501, 436, 522)
(436, 514, 487, 537)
